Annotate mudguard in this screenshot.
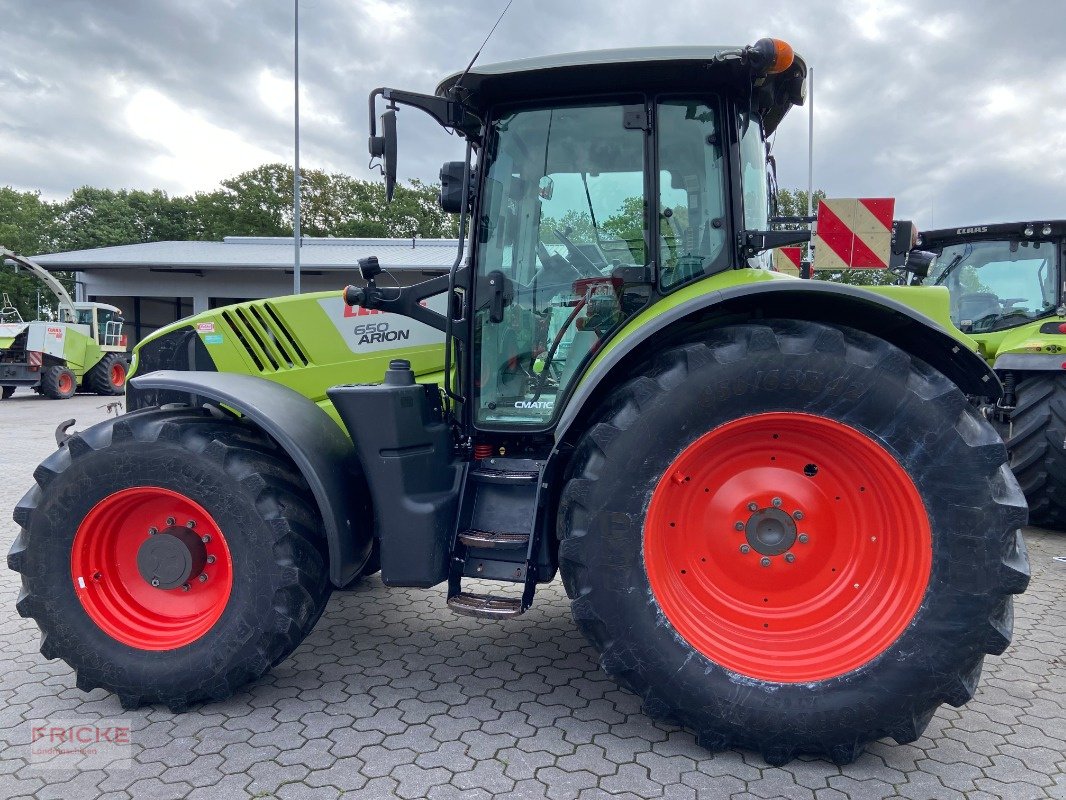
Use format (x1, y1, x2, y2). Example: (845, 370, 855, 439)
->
(555, 279, 1001, 443)
(130, 370, 372, 586)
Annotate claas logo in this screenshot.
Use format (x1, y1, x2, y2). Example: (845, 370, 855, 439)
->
(343, 305, 383, 318)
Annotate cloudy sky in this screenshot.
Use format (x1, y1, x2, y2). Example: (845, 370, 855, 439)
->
(2, 0, 1064, 229)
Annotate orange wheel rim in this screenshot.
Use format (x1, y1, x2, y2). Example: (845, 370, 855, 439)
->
(70, 487, 234, 650)
(110, 362, 125, 387)
(58, 372, 73, 394)
(644, 412, 932, 683)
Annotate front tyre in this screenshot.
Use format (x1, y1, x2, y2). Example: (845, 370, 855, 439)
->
(8, 408, 332, 710)
(1005, 374, 1066, 530)
(87, 352, 128, 396)
(558, 321, 1029, 764)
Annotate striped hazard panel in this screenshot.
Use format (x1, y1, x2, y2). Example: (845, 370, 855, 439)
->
(814, 198, 895, 271)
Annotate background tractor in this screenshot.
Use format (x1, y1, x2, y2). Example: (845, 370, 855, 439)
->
(9, 41, 1029, 764)
(0, 250, 129, 399)
(900, 221, 1066, 529)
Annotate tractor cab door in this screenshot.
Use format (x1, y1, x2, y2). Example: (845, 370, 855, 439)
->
(471, 97, 730, 430)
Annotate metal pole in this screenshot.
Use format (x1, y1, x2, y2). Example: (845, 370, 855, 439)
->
(293, 0, 302, 294)
(806, 66, 814, 218)
(806, 66, 815, 276)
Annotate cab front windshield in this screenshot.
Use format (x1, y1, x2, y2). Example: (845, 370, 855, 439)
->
(930, 239, 1058, 332)
(474, 98, 728, 427)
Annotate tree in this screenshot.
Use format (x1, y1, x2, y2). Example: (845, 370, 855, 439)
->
(0, 188, 69, 319)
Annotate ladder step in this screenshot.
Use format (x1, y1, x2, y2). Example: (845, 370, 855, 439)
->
(447, 592, 524, 619)
(458, 530, 529, 549)
(469, 467, 539, 484)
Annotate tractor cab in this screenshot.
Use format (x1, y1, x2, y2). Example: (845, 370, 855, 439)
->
(355, 41, 809, 431)
(916, 222, 1065, 334)
(73, 302, 127, 349)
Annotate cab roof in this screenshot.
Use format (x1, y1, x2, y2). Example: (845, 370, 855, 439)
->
(918, 220, 1066, 249)
(436, 45, 807, 134)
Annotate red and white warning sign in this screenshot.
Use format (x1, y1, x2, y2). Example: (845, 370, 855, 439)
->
(814, 198, 895, 270)
(772, 246, 803, 277)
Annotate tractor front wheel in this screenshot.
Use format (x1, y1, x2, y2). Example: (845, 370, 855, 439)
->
(87, 352, 128, 395)
(1005, 374, 1066, 531)
(8, 408, 332, 710)
(558, 320, 1029, 764)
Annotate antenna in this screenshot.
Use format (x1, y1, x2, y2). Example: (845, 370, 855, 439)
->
(450, 0, 514, 95)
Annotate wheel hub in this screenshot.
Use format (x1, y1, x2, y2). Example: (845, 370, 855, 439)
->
(136, 526, 207, 590)
(744, 507, 797, 556)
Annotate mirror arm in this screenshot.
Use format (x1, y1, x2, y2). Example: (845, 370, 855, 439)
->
(368, 88, 482, 139)
(739, 229, 812, 258)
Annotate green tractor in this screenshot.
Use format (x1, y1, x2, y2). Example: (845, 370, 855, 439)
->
(902, 221, 1066, 529)
(9, 41, 1029, 764)
(0, 250, 129, 399)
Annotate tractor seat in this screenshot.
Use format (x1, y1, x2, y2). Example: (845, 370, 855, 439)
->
(956, 292, 1001, 325)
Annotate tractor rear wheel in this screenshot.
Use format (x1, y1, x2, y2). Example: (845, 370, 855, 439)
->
(87, 352, 128, 395)
(1005, 374, 1066, 531)
(40, 365, 77, 399)
(558, 320, 1029, 764)
(8, 407, 332, 710)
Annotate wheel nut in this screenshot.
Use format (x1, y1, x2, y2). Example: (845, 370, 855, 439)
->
(182, 583, 190, 592)
(166, 517, 175, 526)
(798, 534, 809, 543)
(206, 555, 216, 564)
(785, 553, 796, 563)
(186, 520, 196, 528)
(760, 557, 771, 567)
(150, 578, 160, 587)
(747, 502, 758, 512)
(148, 527, 157, 536)
(198, 573, 208, 583)
(740, 544, 751, 554)
(201, 534, 211, 544)
(793, 510, 804, 521)
(734, 521, 744, 531)
(771, 497, 782, 507)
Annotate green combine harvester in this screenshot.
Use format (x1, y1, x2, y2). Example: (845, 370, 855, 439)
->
(9, 40, 1030, 764)
(0, 250, 129, 399)
(902, 221, 1066, 529)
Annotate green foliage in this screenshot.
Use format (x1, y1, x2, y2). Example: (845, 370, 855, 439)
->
(0, 165, 459, 319)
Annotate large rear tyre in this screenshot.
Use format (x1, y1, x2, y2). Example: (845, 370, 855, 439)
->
(8, 407, 332, 710)
(1005, 374, 1066, 531)
(558, 320, 1029, 764)
(40, 365, 77, 399)
(87, 352, 128, 395)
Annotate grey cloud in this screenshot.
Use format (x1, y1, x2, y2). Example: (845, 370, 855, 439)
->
(1, 0, 1063, 229)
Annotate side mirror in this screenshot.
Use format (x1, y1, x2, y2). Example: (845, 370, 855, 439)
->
(439, 161, 468, 213)
(369, 108, 398, 202)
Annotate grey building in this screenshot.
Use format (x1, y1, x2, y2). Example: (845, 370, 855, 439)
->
(33, 236, 459, 345)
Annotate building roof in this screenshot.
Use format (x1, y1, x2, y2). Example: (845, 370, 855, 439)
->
(32, 237, 461, 272)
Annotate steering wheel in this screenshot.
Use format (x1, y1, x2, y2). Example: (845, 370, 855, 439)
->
(551, 228, 604, 277)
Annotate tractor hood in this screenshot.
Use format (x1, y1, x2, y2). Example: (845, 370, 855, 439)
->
(436, 45, 808, 135)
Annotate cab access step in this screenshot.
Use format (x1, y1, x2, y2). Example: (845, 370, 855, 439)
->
(329, 359, 551, 617)
(448, 459, 546, 618)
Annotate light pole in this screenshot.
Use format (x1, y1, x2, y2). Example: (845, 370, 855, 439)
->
(293, 0, 302, 294)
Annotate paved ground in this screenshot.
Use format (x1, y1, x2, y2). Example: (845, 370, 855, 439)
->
(0, 391, 1064, 799)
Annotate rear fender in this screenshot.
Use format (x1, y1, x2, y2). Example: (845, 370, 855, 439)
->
(129, 370, 372, 586)
(554, 279, 1000, 445)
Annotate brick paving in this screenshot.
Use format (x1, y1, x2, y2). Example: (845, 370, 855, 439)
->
(1, 392, 1063, 799)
